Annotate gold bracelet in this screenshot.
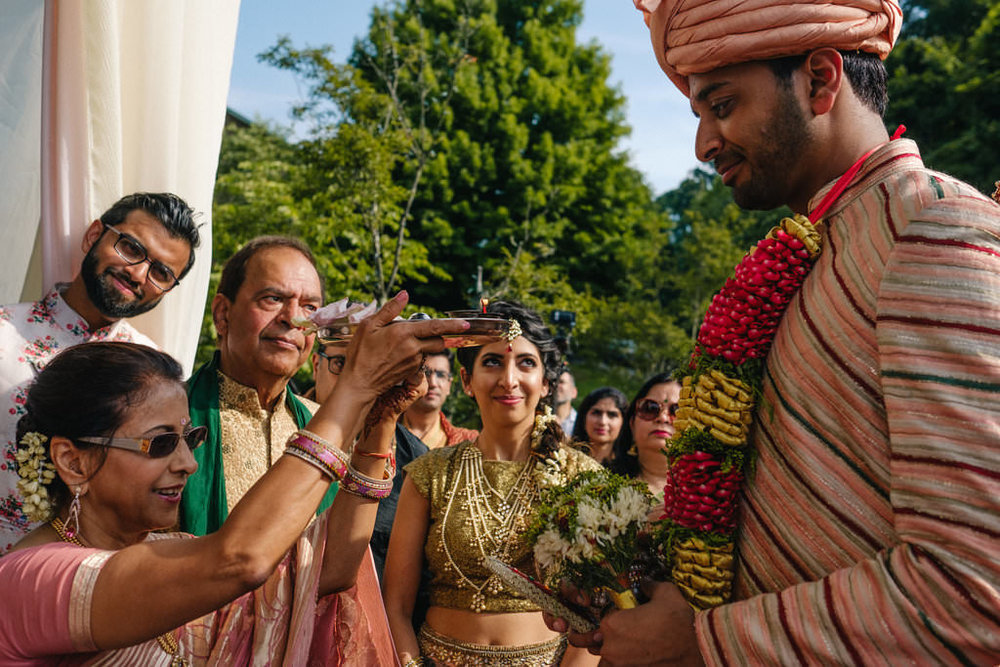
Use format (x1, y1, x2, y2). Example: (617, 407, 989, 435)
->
(402, 657, 426, 667)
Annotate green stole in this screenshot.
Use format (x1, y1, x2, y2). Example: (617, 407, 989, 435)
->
(179, 351, 337, 535)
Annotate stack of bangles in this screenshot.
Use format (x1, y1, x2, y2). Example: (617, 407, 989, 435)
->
(284, 429, 395, 501)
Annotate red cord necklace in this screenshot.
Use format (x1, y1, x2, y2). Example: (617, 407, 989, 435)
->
(810, 124, 906, 222)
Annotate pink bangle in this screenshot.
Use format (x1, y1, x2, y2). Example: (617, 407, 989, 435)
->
(284, 447, 336, 480)
(340, 459, 394, 500)
(286, 430, 349, 481)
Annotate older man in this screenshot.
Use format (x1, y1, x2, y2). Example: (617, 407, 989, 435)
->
(400, 350, 478, 448)
(0, 192, 199, 552)
(179, 236, 334, 535)
(546, 1, 1000, 663)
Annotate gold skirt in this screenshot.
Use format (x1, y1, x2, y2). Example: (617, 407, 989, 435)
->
(417, 623, 567, 666)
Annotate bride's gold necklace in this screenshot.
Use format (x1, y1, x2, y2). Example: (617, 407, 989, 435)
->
(440, 441, 539, 612)
(50, 518, 188, 666)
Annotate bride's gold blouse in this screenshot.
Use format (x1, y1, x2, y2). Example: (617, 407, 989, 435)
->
(406, 441, 600, 613)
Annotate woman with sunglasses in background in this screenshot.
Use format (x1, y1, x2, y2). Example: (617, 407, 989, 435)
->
(0, 295, 466, 664)
(609, 372, 682, 518)
(571, 386, 628, 465)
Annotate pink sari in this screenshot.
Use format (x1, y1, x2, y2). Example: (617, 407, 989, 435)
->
(0, 513, 398, 666)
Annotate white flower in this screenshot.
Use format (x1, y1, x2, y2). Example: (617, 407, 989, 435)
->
(534, 529, 570, 570)
(605, 487, 652, 537)
(575, 498, 603, 533)
(534, 446, 569, 489)
(572, 532, 598, 561)
(530, 406, 561, 456)
(15, 431, 56, 522)
(621, 487, 653, 520)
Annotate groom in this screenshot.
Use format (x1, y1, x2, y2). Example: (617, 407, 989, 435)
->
(545, 1, 1000, 663)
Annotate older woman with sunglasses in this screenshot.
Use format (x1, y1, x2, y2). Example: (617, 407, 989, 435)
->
(609, 372, 682, 517)
(0, 294, 467, 665)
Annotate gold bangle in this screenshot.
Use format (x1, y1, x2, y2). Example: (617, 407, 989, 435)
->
(402, 657, 426, 667)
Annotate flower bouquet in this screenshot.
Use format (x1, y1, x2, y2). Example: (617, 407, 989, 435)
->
(526, 469, 655, 613)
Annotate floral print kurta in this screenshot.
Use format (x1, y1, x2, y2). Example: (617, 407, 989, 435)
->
(0, 287, 156, 553)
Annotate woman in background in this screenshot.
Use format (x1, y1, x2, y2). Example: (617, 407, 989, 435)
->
(571, 386, 627, 465)
(609, 372, 682, 517)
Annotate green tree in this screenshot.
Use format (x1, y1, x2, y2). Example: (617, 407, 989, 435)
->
(261, 24, 474, 304)
(656, 169, 786, 340)
(246, 0, 682, 385)
(340, 0, 658, 312)
(886, 0, 999, 193)
(197, 121, 309, 367)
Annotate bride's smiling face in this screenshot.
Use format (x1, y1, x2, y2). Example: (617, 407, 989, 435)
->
(460, 336, 549, 429)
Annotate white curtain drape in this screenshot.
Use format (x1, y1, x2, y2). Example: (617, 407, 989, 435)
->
(0, 1, 44, 305)
(33, 0, 241, 374)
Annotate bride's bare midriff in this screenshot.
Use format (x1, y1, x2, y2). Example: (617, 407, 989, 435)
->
(424, 606, 560, 645)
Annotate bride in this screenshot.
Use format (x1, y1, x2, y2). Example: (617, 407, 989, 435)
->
(383, 300, 600, 666)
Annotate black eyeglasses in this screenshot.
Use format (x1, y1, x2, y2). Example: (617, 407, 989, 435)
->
(636, 398, 679, 422)
(316, 348, 346, 375)
(423, 369, 451, 382)
(102, 224, 180, 292)
(76, 426, 208, 458)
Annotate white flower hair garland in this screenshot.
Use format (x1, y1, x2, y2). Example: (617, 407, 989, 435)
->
(15, 431, 57, 521)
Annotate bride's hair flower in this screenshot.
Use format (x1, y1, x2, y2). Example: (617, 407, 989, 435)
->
(532, 406, 568, 488)
(534, 446, 568, 489)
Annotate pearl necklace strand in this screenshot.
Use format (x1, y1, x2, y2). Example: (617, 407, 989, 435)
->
(439, 442, 539, 612)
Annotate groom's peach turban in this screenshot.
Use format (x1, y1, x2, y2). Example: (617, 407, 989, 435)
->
(634, 0, 903, 96)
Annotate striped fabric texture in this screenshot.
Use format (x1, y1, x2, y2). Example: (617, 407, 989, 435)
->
(696, 139, 1000, 665)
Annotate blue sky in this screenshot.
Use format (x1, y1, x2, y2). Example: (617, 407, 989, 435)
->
(227, 0, 702, 194)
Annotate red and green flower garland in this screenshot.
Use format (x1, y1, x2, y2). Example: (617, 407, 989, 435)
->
(652, 130, 911, 609)
(653, 128, 909, 608)
(654, 214, 823, 609)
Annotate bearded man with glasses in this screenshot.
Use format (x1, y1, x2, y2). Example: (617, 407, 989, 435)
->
(0, 192, 199, 554)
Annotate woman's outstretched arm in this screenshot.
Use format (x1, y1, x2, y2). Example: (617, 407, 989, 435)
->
(318, 373, 425, 595)
(88, 293, 467, 649)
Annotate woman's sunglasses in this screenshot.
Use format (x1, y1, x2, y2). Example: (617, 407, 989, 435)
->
(76, 426, 208, 458)
(635, 398, 679, 422)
